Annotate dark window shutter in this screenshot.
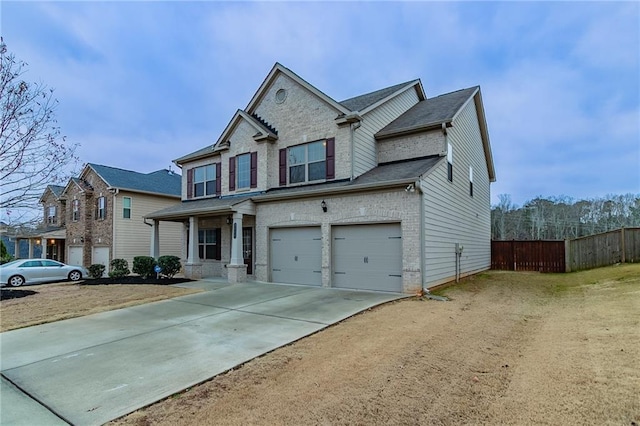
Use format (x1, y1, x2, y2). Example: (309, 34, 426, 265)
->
(186, 169, 193, 199)
(215, 163, 221, 195)
(250, 152, 258, 188)
(103, 197, 107, 218)
(215, 228, 222, 260)
(326, 137, 335, 179)
(279, 148, 287, 186)
(229, 156, 236, 191)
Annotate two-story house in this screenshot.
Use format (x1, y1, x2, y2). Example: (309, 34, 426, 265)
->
(147, 63, 496, 294)
(59, 163, 184, 272)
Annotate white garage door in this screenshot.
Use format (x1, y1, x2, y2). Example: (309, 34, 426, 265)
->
(270, 227, 322, 286)
(92, 247, 110, 276)
(68, 247, 83, 267)
(332, 223, 403, 292)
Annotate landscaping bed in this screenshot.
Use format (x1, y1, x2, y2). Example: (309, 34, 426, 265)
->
(82, 276, 193, 285)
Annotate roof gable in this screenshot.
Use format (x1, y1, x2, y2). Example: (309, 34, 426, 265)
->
(39, 185, 65, 203)
(376, 87, 479, 138)
(339, 80, 425, 114)
(245, 63, 351, 116)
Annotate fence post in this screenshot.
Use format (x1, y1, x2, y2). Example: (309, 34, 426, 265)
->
(564, 239, 571, 272)
(621, 227, 626, 264)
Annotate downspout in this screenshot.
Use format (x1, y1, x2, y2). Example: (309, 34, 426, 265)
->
(110, 188, 119, 259)
(418, 179, 427, 294)
(350, 120, 361, 181)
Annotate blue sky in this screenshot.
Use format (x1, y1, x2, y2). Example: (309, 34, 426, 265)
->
(2, 1, 639, 210)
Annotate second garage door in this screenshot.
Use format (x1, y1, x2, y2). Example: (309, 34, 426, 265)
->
(270, 227, 322, 286)
(332, 223, 403, 292)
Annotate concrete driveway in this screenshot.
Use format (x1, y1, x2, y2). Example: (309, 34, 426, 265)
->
(0, 281, 405, 425)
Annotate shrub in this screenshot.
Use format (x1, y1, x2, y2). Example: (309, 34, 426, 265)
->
(157, 255, 181, 278)
(132, 256, 156, 279)
(88, 264, 106, 279)
(0, 239, 13, 264)
(108, 258, 130, 279)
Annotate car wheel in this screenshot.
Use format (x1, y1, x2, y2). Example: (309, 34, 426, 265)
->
(68, 270, 82, 281)
(9, 275, 25, 287)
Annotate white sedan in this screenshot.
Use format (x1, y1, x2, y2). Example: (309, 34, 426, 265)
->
(0, 259, 88, 287)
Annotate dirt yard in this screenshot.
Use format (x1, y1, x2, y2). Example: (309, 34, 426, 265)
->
(2, 267, 638, 425)
(0, 283, 201, 332)
(109, 265, 639, 426)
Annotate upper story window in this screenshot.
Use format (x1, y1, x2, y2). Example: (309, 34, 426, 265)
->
(96, 196, 106, 220)
(72, 199, 80, 222)
(236, 153, 251, 189)
(447, 143, 453, 183)
(279, 138, 334, 186)
(469, 166, 474, 197)
(187, 163, 221, 199)
(123, 197, 131, 219)
(47, 206, 57, 224)
(229, 153, 257, 191)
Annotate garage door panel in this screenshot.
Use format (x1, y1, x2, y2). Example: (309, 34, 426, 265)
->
(333, 224, 402, 293)
(271, 227, 322, 286)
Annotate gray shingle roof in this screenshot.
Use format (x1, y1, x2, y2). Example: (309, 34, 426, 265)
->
(47, 185, 65, 198)
(88, 164, 181, 197)
(339, 81, 417, 112)
(255, 155, 442, 199)
(376, 86, 479, 138)
(146, 194, 254, 219)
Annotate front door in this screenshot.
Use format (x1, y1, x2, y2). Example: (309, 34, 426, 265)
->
(243, 227, 253, 275)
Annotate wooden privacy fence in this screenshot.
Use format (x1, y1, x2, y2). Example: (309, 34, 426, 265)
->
(568, 227, 640, 271)
(491, 228, 640, 273)
(491, 240, 566, 273)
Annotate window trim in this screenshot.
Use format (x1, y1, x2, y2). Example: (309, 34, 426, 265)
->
(96, 196, 106, 220)
(123, 196, 132, 219)
(288, 140, 327, 185)
(72, 199, 80, 222)
(469, 166, 474, 197)
(447, 143, 453, 183)
(192, 164, 217, 198)
(47, 205, 56, 224)
(198, 228, 221, 260)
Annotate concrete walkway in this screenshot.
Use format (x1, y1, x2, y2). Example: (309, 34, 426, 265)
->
(0, 281, 405, 425)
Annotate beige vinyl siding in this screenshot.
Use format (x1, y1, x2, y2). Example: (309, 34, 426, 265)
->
(420, 98, 491, 288)
(354, 88, 420, 177)
(113, 192, 183, 267)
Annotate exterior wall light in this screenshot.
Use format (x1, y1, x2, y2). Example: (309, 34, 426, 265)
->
(321, 200, 327, 213)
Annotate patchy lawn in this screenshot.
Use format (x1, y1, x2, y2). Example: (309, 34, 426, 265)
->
(110, 264, 639, 426)
(0, 282, 201, 332)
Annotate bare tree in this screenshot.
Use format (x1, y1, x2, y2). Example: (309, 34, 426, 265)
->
(0, 38, 79, 224)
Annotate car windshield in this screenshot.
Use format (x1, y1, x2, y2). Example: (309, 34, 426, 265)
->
(1, 260, 23, 268)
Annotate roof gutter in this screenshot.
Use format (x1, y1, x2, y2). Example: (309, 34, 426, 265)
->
(251, 177, 418, 203)
(376, 121, 452, 141)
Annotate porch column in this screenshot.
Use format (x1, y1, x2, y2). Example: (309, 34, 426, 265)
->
(229, 213, 244, 265)
(228, 212, 247, 283)
(150, 220, 160, 258)
(187, 216, 198, 264)
(15, 239, 21, 259)
(41, 239, 47, 259)
(184, 216, 202, 279)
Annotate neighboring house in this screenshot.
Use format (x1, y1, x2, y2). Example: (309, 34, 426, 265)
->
(61, 163, 183, 271)
(147, 63, 496, 293)
(12, 164, 183, 272)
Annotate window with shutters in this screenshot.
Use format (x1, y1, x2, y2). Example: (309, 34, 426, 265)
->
(229, 152, 257, 192)
(198, 228, 221, 260)
(194, 164, 217, 197)
(288, 140, 327, 184)
(447, 143, 453, 183)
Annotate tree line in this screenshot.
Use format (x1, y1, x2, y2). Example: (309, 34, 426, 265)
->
(491, 194, 640, 241)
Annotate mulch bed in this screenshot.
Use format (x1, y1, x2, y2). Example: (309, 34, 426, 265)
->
(1, 289, 38, 300)
(81, 276, 193, 286)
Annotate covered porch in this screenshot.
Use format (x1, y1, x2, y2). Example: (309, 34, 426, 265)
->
(146, 196, 256, 283)
(9, 227, 65, 262)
